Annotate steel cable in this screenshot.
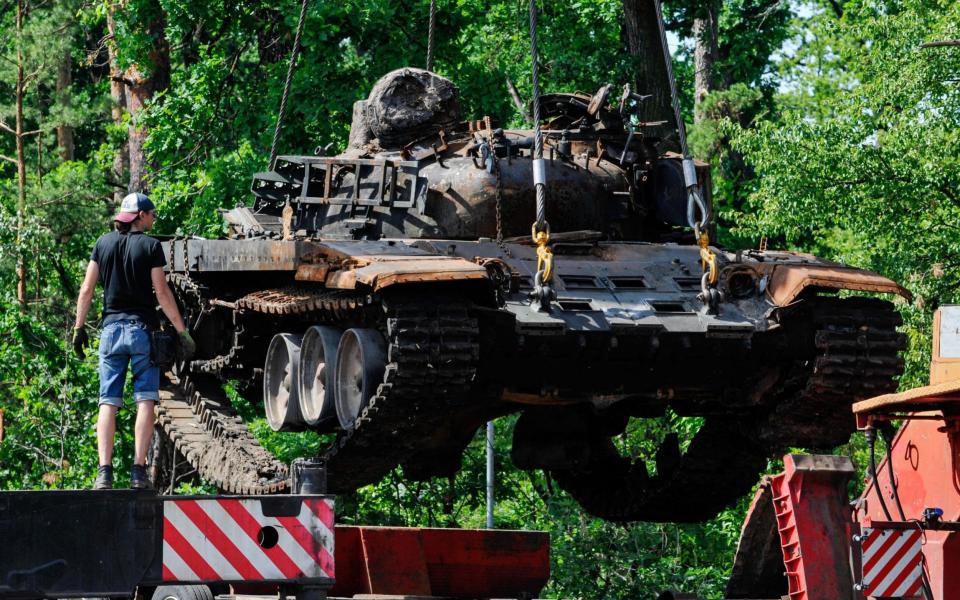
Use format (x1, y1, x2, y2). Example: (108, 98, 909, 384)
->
(426, 0, 437, 71)
(653, 0, 688, 157)
(653, 0, 718, 311)
(528, 0, 545, 229)
(525, 0, 552, 311)
(269, 0, 310, 170)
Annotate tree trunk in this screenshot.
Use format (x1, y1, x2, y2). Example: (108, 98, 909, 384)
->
(621, 0, 679, 152)
(125, 6, 170, 194)
(56, 48, 74, 161)
(692, 1, 720, 124)
(15, 0, 28, 308)
(106, 8, 128, 199)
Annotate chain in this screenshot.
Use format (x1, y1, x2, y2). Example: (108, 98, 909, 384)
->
(180, 237, 192, 282)
(493, 153, 506, 250)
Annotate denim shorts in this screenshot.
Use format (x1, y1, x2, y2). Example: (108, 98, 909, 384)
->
(99, 319, 159, 406)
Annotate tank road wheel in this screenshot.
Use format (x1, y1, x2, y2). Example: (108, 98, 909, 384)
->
(299, 325, 343, 431)
(264, 333, 306, 432)
(334, 328, 387, 430)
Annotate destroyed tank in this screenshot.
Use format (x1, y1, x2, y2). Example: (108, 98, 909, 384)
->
(158, 67, 909, 522)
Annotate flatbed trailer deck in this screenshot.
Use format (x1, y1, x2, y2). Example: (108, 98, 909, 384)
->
(0, 489, 549, 600)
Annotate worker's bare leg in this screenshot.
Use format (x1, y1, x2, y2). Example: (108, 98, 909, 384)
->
(134, 401, 155, 466)
(97, 404, 119, 466)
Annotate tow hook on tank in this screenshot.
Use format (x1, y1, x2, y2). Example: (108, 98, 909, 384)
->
(531, 270, 556, 312)
(699, 271, 722, 315)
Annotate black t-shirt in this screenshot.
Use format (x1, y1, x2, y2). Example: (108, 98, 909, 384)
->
(90, 231, 167, 328)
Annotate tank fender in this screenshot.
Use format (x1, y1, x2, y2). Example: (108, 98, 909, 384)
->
(330, 257, 488, 290)
(757, 262, 911, 306)
(294, 241, 489, 291)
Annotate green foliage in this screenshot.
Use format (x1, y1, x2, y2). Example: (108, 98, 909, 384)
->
(732, 0, 960, 384)
(0, 292, 111, 490)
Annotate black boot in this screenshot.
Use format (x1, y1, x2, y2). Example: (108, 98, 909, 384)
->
(130, 464, 152, 490)
(94, 465, 113, 490)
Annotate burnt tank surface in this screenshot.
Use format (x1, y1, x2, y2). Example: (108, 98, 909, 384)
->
(158, 67, 910, 522)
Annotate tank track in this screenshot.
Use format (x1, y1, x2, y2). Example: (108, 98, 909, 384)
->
(157, 370, 290, 494)
(550, 296, 905, 522)
(163, 276, 481, 494)
(319, 296, 481, 491)
(757, 296, 905, 448)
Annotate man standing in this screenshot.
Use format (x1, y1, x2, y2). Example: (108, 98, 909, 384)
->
(72, 192, 196, 490)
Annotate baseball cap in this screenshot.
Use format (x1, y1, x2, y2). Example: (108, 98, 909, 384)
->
(115, 192, 156, 223)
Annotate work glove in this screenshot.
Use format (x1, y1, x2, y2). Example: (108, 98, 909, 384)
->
(72, 326, 89, 358)
(178, 330, 196, 361)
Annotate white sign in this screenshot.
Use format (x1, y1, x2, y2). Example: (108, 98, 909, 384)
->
(940, 305, 960, 359)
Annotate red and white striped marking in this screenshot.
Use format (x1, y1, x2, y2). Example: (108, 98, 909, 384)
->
(860, 527, 923, 598)
(162, 498, 334, 583)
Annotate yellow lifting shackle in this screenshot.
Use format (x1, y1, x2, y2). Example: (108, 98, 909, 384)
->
(698, 230, 718, 285)
(532, 224, 554, 284)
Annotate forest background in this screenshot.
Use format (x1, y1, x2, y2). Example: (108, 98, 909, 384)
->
(0, 0, 957, 597)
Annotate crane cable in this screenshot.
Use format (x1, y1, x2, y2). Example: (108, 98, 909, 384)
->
(269, 0, 311, 170)
(652, 0, 719, 312)
(426, 0, 437, 71)
(528, 0, 554, 311)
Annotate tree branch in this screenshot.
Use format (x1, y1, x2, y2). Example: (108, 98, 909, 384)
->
(8, 439, 64, 468)
(505, 75, 530, 122)
(826, 0, 843, 18)
(940, 185, 960, 207)
(0, 154, 17, 164)
(921, 40, 960, 48)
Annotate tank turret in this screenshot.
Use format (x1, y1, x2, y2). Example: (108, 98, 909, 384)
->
(232, 68, 699, 245)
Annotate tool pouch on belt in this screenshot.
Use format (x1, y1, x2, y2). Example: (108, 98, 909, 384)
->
(150, 330, 178, 369)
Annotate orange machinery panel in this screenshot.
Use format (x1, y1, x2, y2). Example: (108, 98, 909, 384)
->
(853, 306, 960, 599)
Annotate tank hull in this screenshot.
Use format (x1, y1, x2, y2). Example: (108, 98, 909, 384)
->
(161, 236, 907, 520)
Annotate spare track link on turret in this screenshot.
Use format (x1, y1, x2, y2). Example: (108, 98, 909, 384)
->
(551, 296, 905, 522)
(163, 275, 480, 495)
